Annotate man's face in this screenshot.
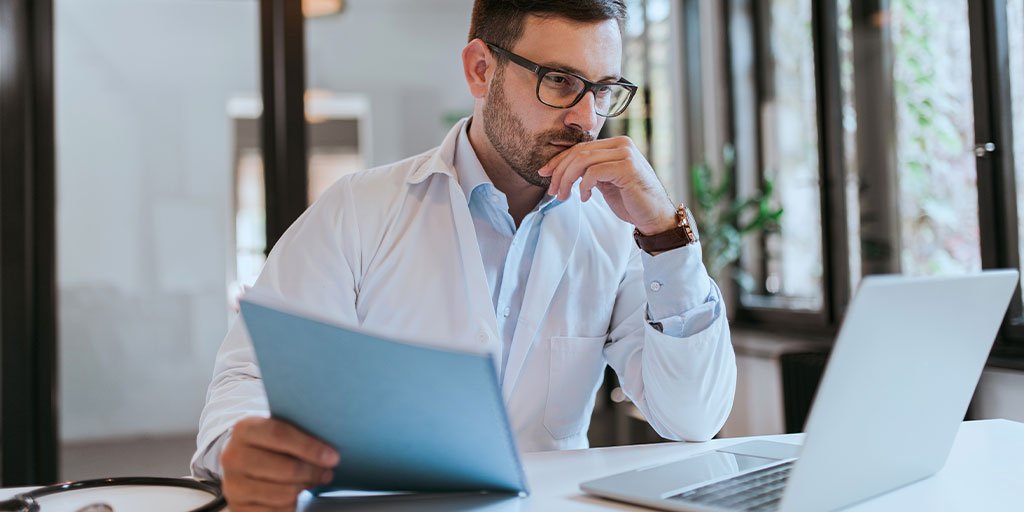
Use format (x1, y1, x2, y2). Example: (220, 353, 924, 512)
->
(482, 15, 623, 188)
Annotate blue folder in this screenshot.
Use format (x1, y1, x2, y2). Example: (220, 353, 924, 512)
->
(239, 297, 529, 495)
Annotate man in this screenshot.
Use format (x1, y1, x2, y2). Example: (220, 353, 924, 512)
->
(192, 1, 736, 510)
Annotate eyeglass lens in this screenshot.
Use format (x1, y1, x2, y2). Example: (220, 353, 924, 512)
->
(538, 71, 632, 116)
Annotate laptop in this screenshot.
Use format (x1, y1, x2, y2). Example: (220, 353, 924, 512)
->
(581, 270, 1019, 512)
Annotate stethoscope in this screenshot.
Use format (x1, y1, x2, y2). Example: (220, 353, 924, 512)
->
(0, 477, 225, 512)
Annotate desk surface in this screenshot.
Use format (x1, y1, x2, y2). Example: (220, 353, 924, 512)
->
(3, 419, 1021, 511)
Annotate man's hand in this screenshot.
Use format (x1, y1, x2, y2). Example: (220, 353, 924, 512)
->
(220, 417, 339, 512)
(538, 136, 677, 236)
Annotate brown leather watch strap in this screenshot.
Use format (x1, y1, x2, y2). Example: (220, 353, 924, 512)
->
(633, 204, 698, 254)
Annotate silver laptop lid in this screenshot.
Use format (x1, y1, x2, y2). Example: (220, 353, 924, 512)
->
(781, 270, 1019, 511)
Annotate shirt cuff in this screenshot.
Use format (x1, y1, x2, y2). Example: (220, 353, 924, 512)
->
(641, 242, 712, 321)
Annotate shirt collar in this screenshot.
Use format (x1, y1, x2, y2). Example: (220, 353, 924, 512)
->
(454, 118, 493, 204)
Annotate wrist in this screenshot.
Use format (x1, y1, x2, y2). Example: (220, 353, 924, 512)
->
(635, 203, 680, 236)
(636, 217, 680, 237)
(633, 204, 699, 254)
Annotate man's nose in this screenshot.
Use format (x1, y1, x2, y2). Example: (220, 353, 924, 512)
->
(564, 90, 599, 134)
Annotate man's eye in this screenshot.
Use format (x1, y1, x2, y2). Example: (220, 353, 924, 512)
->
(596, 85, 613, 96)
(545, 75, 567, 84)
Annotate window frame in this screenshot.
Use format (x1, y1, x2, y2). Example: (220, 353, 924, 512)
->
(970, 0, 1024, 368)
(724, 0, 851, 336)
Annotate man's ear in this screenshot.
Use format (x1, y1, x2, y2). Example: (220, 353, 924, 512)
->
(462, 39, 493, 99)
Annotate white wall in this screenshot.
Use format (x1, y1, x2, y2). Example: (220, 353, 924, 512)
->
(306, 0, 476, 166)
(56, 0, 476, 442)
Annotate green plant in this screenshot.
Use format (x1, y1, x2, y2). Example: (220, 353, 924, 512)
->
(691, 145, 783, 291)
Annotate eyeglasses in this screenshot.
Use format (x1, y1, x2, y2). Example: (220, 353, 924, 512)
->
(485, 43, 638, 118)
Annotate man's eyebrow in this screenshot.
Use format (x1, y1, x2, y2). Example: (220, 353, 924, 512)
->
(541, 60, 622, 83)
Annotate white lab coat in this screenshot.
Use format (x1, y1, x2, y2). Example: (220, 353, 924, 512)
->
(191, 119, 736, 480)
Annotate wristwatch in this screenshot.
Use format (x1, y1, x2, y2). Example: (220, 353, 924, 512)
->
(633, 203, 699, 254)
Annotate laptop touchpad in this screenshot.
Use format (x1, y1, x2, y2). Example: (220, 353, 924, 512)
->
(654, 451, 781, 498)
(718, 440, 802, 460)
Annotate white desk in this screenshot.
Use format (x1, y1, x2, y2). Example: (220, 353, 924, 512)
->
(3, 419, 1021, 511)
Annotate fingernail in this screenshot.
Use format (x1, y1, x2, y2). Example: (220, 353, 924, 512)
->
(321, 448, 339, 465)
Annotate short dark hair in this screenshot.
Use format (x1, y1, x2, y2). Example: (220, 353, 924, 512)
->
(468, 0, 627, 50)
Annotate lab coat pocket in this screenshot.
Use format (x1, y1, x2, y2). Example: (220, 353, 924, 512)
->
(543, 335, 607, 440)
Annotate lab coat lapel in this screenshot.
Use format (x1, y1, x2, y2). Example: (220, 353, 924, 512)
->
(446, 182, 502, 365)
(413, 119, 503, 369)
(500, 197, 581, 399)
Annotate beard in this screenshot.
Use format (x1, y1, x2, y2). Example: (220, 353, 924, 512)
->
(482, 65, 595, 188)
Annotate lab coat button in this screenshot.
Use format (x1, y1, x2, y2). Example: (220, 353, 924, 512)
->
(649, 281, 662, 292)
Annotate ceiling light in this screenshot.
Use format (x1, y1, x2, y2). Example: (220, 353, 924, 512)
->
(303, 0, 344, 18)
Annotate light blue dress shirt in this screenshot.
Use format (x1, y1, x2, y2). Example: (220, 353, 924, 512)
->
(453, 122, 720, 374)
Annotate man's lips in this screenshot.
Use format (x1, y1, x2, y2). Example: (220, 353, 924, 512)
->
(549, 142, 575, 149)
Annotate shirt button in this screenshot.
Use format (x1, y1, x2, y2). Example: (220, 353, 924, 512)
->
(502, 307, 511, 317)
(490, 194, 500, 203)
(649, 281, 662, 292)
(477, 331, 488, 343)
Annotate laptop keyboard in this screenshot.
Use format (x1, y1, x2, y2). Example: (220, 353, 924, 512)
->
(668, 460, 794, 511)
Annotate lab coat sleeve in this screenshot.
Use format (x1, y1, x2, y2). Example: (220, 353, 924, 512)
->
(190, 177, 363, 480)
(640, 244, 720, 337)
(602, 243, 736, 442)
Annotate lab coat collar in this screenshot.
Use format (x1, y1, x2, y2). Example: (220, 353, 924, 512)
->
(406, 118, 465, 185)
(454, 119, 490, 204)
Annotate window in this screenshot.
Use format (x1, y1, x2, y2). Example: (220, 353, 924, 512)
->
(744, 0, 825, 311)
(891, 0, 982, 276)
(727, 0, 843, 329)
(721, 0, 1024, 353)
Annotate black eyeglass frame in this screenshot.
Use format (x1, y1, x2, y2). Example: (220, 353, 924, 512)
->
(485, 43, 638, 118)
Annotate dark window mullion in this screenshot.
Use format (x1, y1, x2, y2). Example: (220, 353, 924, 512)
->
(968, 0, 1023, 349)
(260, 0, 309, 254)
(811, 0, 851, 324)
(0, 0, 59, 486)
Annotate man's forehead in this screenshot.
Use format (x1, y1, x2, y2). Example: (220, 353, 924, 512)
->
(510, 15, 623, 82)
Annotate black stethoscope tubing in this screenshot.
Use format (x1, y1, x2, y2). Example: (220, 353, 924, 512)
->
(0, 477, 225, 512)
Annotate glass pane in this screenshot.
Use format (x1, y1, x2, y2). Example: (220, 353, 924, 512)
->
(1009, 0, 1024, 299)
(620, 0, 651, 159)
(55, 0, 260, 479)
(837, 0, 861, 289)
(891, 0, 982, 276)
(610, 0, 681, 201)
(742, 0, 824, 311)
(645, 0, 680, 200)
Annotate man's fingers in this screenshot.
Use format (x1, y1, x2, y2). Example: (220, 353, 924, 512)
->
(236, 417, 339, 468)
(232, 445, 334, 484)
(553, 148, 631, 200)
(579, 162, 619, 201)
(228, 506, 294, 512)
(543, 136, 626, 171)
(222, 476, 306, 508)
